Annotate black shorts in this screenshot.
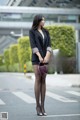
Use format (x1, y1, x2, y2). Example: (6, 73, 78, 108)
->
(32, 61, 39, 65)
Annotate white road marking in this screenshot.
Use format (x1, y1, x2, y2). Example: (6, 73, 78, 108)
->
(43, 113, 80, 117)
(12, 91, 35, 104)
(46, 91, 78, 102)
(66, 91, 80, 96)
(0, 99, 5, 105)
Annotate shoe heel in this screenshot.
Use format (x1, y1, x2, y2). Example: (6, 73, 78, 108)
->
(36, 107, 42, 116)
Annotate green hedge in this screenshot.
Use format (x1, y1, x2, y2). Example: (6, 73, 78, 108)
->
(45, 25, 76, 73)
(9, 44, 19, 65)
(46, 25, 76, 57)
(0, 65, 7, 72)
(0, 54, 4, 66)
(0, 61, 33, 72)
(18, 36, 31, 65)
(0, 63, 19, 72)
(4, 49, 10, 71)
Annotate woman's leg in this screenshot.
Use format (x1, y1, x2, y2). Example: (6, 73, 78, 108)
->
(33, 65, 42, 115)
(41, 73, 47, 115)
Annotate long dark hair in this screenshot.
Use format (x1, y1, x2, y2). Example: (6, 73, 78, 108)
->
(32, 14, 44, 30)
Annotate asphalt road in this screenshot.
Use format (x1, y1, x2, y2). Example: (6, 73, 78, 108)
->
(0, 73, 80, 120)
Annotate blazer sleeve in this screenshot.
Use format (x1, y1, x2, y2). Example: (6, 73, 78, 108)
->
(46, 31, 52, 53)
(29, 29, 39, 54)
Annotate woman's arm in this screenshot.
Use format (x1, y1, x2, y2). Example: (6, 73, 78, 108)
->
(43, 31, 52, 63)
(43, 51, 51, 63)
(36, 51, 43, 63)
(29, 30, 39, 53)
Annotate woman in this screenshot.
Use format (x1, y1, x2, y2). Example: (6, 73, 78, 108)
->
(29, 14, 52, 116)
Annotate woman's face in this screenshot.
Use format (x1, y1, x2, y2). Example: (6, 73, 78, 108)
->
(39, 17, 45, 27)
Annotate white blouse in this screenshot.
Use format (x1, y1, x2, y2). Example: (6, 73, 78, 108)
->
(38, 29, 44, 39)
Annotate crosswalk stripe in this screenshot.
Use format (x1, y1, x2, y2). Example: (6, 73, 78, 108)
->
(43, 113, 80, 118)
(12, 91, 35, 104)
(46, 91, 78, 102)
(66, 91, 80, 96)
(0, 99, 5, 105)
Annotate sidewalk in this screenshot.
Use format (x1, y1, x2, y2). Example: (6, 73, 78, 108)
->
(0, 72, 80, 87)
(26, 73, 80, 87)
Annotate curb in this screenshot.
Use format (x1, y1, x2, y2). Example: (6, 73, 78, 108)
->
(26, 74, 80, 87)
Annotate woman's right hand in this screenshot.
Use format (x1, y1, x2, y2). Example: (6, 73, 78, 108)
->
(39, 56, 43, 63)
(35, 51, 43, 63)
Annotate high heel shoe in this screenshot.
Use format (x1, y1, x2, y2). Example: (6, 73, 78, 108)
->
(36, 106, 42, 116)
(41, 107, 47, 116)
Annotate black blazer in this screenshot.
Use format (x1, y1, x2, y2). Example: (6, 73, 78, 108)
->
(29, 28, 52, 64)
